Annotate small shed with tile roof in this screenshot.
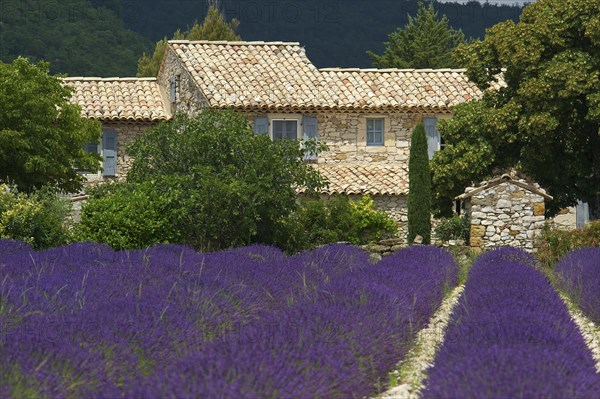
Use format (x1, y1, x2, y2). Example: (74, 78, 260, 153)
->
(456, 174, 553, 252)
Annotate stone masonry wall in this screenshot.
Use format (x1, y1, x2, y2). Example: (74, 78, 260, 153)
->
(83, 122, 156, 185)
(466, 180, 547, 251)
(157, 48, 210, 116)
(246, 111, 450, 165)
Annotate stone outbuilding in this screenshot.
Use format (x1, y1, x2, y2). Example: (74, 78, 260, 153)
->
(456, 175, 553, 251)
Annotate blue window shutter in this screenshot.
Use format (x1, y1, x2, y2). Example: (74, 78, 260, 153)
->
(102, 130, 117, 176)
(303, 115, 318, 160)
(576, 200, 589, 228)
(169, 77, 177, 102)
(424, 117, 439, 160)
(253, 116, 269, 135)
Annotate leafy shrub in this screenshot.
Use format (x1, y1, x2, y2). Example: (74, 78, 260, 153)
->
(74, 110, 325, 252)
(537, 221, 600, 269)
(72, 179, 184, 250)
(434, 214, 470, 243)
(0, 184, 70, 249)
(276, 195, 398, 252)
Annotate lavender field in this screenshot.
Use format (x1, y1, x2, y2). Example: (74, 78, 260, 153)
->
(556, 247, 600, 323)
(0, 240, 457, 398)
(422, 248, 600, 399)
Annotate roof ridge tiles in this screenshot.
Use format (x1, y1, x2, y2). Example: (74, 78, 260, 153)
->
(319, 67, 467, 73)
(169, 40, 301, 46)
(63, 77, 157, 81)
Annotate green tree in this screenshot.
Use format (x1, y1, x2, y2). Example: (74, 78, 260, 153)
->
(0, 58, 102, 193)
(137, 6, 241, 77)
(76, 110, 325, 251)
(407, 123, 432, 244)
(431, 0, 600, 219)
(367, 0, 465, 68)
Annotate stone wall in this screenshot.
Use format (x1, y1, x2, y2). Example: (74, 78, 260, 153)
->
(157, 48, 210, 116)
(246, 111, 450, 165)
(464, 180, 547, 251)
(83, 122, 156, 185)
(550, 206, 577, 230)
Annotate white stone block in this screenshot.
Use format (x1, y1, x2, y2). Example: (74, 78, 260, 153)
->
(482, 220, 493, 226)
(497, 199, 512, 208)
(493, 220, 505, 227)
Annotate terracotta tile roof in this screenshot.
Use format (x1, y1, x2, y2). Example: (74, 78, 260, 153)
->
(319, 68, 500, 111)
(168, 40, 502, 111)
(310, 163, 409, 195)
(64, 77, 171, 121)
(169, 40, 325, 111)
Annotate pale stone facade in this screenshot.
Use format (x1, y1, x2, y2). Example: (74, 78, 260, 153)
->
(458, 176, 552, 251)
(82, 122, 156, 184)
(246, 111, 450, 165)
(157, 48, 210, 116)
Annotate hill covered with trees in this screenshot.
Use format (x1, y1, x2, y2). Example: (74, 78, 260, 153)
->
(0, 0, 523, 76)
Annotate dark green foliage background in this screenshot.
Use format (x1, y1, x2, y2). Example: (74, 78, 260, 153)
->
(0, 0, 522, 76)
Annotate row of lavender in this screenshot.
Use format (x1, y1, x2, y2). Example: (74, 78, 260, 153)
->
(0, 240, 457, 398)
(422, 248, 599, 398)
(555, 247, 600, 323)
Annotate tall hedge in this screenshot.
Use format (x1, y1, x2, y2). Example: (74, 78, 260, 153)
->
(407, 123, 432, 244)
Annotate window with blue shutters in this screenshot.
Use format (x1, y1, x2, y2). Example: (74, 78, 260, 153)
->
(102, 129, 117, 177)
(424, 117, 441, 160)
(366, 118, 384, 146)
(302, 115, 318, 161)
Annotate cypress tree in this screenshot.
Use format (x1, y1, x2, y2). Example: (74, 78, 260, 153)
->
(407, 123, 432, 244)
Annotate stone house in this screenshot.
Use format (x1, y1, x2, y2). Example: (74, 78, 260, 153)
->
(64, 77, 171, 181)
(65, 40, 502, 238)
(456, 175, 553, 251)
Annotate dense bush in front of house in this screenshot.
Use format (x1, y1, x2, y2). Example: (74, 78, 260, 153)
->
(434, 214, 470, 243)
(536, 221, 600, 269)
(74, 110, 327, 252)
(72, 179, 184, 250)
(0, 184, 71, 249)
(275, 195, 398, 252)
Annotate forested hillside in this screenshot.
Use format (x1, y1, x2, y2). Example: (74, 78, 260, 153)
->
(0, 0, 522, 76)
(0, 0, 151, 76)
(120, 0, 522, 68)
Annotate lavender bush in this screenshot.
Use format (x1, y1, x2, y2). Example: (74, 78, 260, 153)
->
(555, 247, 600, 323)
(0, 241, 457, 398)
(422, 247, 600, 399)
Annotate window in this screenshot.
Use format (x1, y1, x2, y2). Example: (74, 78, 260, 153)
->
(366, 118, 384, 146)
(169, 75, 180, 103)
(272, 120, 298, 141)
(424, 117, 443, 160)
(79, 130, 117, 177)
